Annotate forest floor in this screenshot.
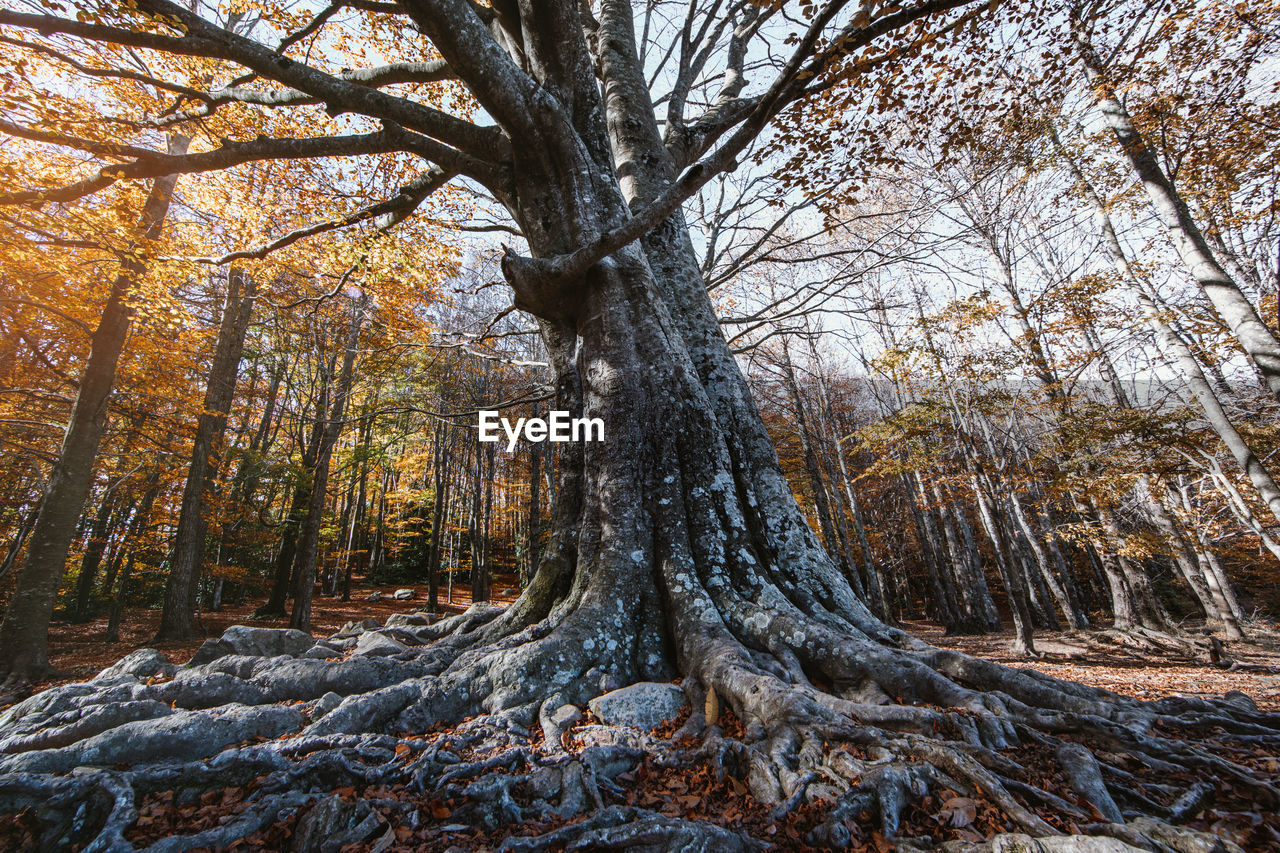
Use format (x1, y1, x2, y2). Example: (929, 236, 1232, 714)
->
(41, 578, 520, 687)
(14, 599, 1280, 850)
(909, 620, 1280, 711)
(37, 590, 1280, 708)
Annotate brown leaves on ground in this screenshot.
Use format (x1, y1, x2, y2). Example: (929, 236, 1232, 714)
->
(910, 620, 1280, 710)
(128, 787, 256, 848)
(38, 578, 518, 689)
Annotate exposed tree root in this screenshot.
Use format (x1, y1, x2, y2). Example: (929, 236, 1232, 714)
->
(0, 591, 1275, 851)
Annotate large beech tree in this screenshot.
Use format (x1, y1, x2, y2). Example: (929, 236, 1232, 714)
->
(0, 1, 1277, 849)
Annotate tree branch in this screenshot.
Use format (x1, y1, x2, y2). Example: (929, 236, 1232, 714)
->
(182, 166, 456, 265)
(0, 127, 410, 206)
(0, 5, 509, 177)
(511, 0, 980, 284)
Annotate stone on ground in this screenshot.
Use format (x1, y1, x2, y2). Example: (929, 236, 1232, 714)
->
(588, 682, 687, 731)
(331, 618, 381, 639)
(93, 648, 175, 682)
(188, 626, 315, 665)
(353, 631, 409, 658)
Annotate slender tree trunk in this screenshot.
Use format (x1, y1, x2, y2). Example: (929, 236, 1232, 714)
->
(524, 437, 542, 587)
(290, 293, 367, 632)
(932, 484, 988, 632)
(341, 411, 374, 602)
(1010, 493, 1084, 629)
(156, 269, 256, 640)
(805, 341, 889, 618)
(780, 344, 859, 592)
(972, 475, 1037, 655)
(0, 505, 38, 583)
(1071, 19, 1280, 399)
(1055, 132, 1279, 632)
(70, 493, 117, 623)
(1054, 131, 1280, 525)
(474, 440, 495, 602)
(0, 135, 189, 681)
(1140, 480, 1241, 639)
(908, 473, 965, 630)
(424, 421, 449, 613)
(949, 493, 1002, 630)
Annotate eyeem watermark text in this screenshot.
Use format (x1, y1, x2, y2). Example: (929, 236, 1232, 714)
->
(478, 411, 604, 452)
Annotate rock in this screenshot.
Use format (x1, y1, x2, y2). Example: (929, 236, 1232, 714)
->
(290, 794, 384, 853)
(366, 591, 383, 602)
(187, 638, 235, 667)
(331, 618, 381, 640)
(353, 632, 409, 658)
(991, 833, 1146, 853)
(384, 612, 436, 629)
(224, 625, 316, 657)
(94, 649, 175, 683)
(312, 692, 342, 719)
(588, 682, 687, 731)
(549, 704, 583, 729)
(1222, 690, 1258, 713)
(188, 626, 315, 666)
(572, 724, 660, 752)
(393, 588, 415, 600)
(579, 744, 642, 783)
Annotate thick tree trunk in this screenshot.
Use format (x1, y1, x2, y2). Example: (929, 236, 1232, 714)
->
(156, 269, 256, 640)
(5, 7, 1277, 851)
(0, 135, 188, 682)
